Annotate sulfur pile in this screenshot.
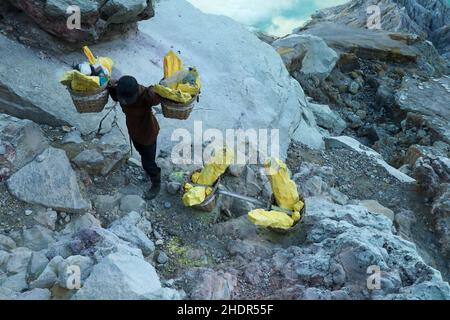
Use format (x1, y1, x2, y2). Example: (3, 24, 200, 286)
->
(154, 51, 201, 104)
(248, 159, 304, 230)
(61, 46, 113, 92)
(182, 147, 234, 207)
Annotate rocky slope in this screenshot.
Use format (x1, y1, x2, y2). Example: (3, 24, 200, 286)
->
(269, 0, 450, 279)
(308, 0, 450, 58)
(0, 0, 449, 300)
(3, 0, 155, 43)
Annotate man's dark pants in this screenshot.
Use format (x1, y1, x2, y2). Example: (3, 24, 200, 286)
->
(131, 140, 161, 186)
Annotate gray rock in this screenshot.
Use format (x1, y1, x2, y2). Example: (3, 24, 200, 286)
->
(0, 234, 16, 251)
(94, 194, 121, 216)
(245, 166, 262, 197)
(308, 103, 347, 135)
(97, 127, 130, 176)
(61, 130, 84, 145)
(394, 209, 417, 241)
(396, 76, 450, 145)
(73, 253, 181, 300)
(6, 247, 32, 274)
(22, 225, 55, 251)
(157, 251, 169, 265)
(0, 250, 9, 270)
(0, 114, 49, 178)
(28, 252, 49, 280)
(100, 0, 151, 24)
(119, 195, 146, 213)
(166, 182, 181, 195)
(33, 210, 58, 230)
(184, 268, 237, 300)
(329, 188, 349, 205)
(0, 271, 28, 292)
(108, 212, 155, 256)
(348, 81, 360, 94)
(360, 200, 395, 221)
(61, 213, 102, 236)
(73, 149, 106, 176)
(7, 147, 91, 213)
(299, 21, 447, 75)
(431, 185, 450, 257)
(309, 0, 450, 56)
(45, 0, 99, 17)
(273, 34, 338, 80)
(386, 281, 450, 300)
(15, 288, 51, 300)
(302, 176, 329, 197)
(69, 227, 144, 263)
(30, 256, 64, 289)
(0, 287, 17, 299)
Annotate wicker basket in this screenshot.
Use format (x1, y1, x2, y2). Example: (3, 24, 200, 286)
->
(68, 85, 109, 113)
(267, 194, 306, 234)
(161, 94, 197, 120)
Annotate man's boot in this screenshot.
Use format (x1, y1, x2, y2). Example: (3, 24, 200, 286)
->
(146, 168, 161, 200)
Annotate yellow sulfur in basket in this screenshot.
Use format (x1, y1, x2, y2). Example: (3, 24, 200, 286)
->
(248, 209, 295, 230)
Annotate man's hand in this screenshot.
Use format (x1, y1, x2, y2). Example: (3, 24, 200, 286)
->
(108, 79, 118, 88)
(148, 86, 163, 105)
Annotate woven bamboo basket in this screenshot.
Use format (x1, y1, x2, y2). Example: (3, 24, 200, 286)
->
(68, 84, 109, 113)
(161, 94, 198, 120)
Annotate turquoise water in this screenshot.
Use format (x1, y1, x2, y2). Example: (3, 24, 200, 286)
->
(188, 0, 450, 36)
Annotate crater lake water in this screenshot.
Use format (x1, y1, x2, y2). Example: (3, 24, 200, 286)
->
(187, 0, 450, 37)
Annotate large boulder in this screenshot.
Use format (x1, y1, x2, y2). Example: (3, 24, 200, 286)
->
(0, 114, 49, 180)
(272, 34, 338, 80)
(73, 252, 181, 300)
(297, 22, 447, 75)
(309, 0, 450, 56)
(6, 147, 91, 213)
(395, 76, 450, 145)
(5, 0, 154, 43)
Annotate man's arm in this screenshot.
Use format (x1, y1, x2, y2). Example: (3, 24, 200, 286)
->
(107, 79, 119, 102)
(144, 86, 163, 106)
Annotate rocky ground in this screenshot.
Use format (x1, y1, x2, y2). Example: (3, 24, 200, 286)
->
(0, 0, 449, 300)
(1, 118, 449, 300)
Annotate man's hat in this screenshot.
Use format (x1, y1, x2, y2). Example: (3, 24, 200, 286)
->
(117, 76, 139, 105)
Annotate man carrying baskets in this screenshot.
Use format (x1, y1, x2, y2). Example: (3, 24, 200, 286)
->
(108, 76, 163, 200)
